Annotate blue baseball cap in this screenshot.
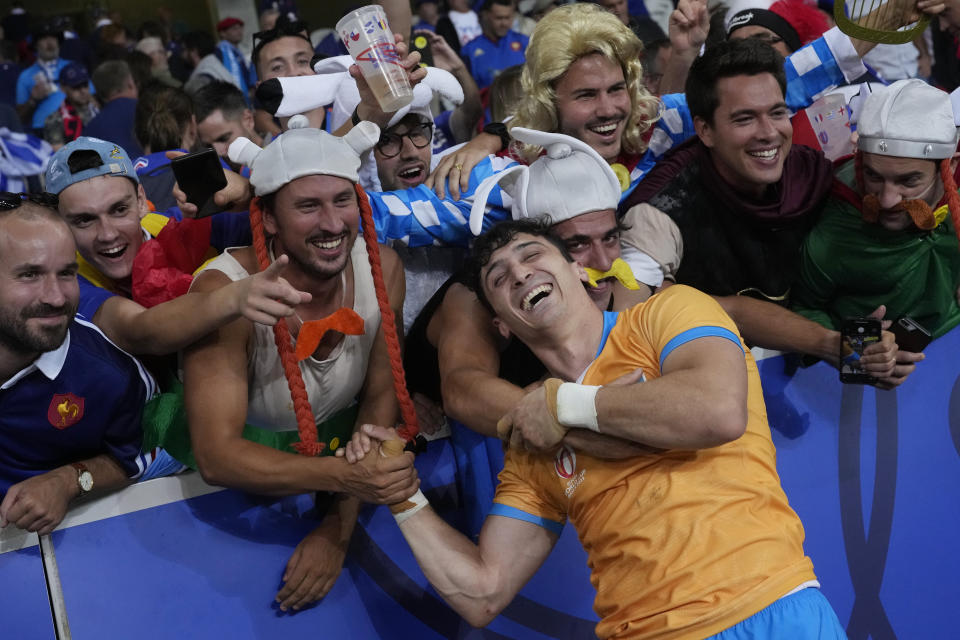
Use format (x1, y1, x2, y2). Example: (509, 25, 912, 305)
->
(58, 62, 89, 88)
(44, 137, 139, 195)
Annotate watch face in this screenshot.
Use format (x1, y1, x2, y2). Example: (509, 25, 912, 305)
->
(78, 471, 94, 492)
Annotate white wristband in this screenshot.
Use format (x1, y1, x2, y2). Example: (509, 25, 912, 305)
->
(556, 383, 601, 432)
(392, 489, 429, 525)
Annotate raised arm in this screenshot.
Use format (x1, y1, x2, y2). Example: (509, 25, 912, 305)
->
(420, 29, 483, 143)
(658, 0, 709, 95)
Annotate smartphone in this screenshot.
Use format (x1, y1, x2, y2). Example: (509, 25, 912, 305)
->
(839, 317, 882, 384)
(170, 148, 228, 218)
(890, 316, 932, 353)
(410, 31, 434, 68)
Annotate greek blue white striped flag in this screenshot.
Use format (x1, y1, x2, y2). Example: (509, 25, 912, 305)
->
(0, 127, 53, 193)
(367, 154, 517, 248)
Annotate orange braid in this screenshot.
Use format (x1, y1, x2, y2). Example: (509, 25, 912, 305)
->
(355, 184, 419, 440)
(939, 159, 960, 246)
(249, 197, 326, 456)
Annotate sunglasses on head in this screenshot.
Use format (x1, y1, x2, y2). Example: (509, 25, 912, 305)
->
(376, 121, 434, 158)
(0, 191, 59, 210)
(252, 19, 311, 53)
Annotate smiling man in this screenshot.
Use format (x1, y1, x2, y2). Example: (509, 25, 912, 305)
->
(619, 38, 832, 302)
(373, 113, 435, 191)
(347, 217, 846, 639)
(182, 122, 419, 612)
(405, 129, 652, 444)
(0, 197, 156, 535)
(44, 136, 308, 359)
(793, 79, 960, 342)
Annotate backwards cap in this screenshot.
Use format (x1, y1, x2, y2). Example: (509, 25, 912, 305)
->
(468, 128, 621, 235)
(858, 79, 959, 160)
(44, 136, 139, 195)
(229, 118, 380, 196)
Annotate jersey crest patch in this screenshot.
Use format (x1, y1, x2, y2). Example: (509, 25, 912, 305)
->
(555, 446, 576, 479)
(510, 41, 522, 52)
(48, 393, 85, 429)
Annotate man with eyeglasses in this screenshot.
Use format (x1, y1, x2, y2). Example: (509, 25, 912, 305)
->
(374, 114, 435, 191)
(0, 193, 158, 536)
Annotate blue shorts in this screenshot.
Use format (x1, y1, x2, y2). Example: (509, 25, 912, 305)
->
(708, 588, 847, 640)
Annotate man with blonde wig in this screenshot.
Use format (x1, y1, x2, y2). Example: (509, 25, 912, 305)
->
(432, 0, 909, 202)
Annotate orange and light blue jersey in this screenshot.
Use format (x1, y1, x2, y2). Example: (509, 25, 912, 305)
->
(492, 285, 815, 639)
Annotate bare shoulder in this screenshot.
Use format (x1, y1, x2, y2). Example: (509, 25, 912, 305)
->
(191, 247, 258, 294)
(437, 283, 500, 354)
(440, 283, 494, 332)
(230, 246, 260, 274)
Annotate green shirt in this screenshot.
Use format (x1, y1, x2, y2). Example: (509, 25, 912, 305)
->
(792, 159, 960, 338)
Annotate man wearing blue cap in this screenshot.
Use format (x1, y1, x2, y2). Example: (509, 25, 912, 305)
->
(43, 63, 98, 149)
(43, 136, 308, 359)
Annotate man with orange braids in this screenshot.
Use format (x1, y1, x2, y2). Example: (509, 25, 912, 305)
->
(793, 79, 960, 346)
(180, 119, 419, 613)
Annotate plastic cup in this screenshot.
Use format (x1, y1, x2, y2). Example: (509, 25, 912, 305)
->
(336, 5, 413, 113)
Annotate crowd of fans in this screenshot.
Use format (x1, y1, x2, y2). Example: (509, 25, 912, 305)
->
(1, 0, 959, 635)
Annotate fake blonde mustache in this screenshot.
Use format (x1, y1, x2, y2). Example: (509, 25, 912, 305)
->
(584, 258, 640, 290)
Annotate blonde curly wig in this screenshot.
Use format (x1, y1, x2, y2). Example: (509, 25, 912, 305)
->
(509, 3, 662, 162)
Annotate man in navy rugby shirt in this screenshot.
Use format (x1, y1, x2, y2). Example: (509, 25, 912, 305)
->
(0, 196, 155, 535)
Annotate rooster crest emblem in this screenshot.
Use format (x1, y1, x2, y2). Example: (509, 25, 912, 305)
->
(48, 393, 85, 429)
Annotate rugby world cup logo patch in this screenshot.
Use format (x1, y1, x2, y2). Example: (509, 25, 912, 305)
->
(555, 446, 576, 479)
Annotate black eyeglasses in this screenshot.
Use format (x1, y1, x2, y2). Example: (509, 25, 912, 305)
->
(252, 19, 311, 54)
(376, 122, 434, 158)
(0, 191, 59, 210)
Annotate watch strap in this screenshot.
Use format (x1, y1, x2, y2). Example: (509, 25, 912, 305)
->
(71, 462, 93, 493)
(482, 121, 511, 152)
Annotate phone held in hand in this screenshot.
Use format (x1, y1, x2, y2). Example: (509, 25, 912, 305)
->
(170, 148, 228, 218)
(890, 316, 932, 354)
(839, 317, 881, 384)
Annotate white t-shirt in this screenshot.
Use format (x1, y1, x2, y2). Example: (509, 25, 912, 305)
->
(449, 10, 482, 46)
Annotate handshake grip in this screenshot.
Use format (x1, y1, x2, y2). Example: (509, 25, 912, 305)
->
(380, 439, 428, 521)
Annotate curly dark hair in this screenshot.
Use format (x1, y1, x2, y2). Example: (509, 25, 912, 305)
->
(465, 218, 572, 313)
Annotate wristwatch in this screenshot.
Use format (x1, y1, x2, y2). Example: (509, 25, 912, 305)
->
(71, 462, 94, 494)
(482, 121, 511, 152)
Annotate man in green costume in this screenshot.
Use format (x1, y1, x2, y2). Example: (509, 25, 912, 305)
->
(793, 79, 960, 353)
